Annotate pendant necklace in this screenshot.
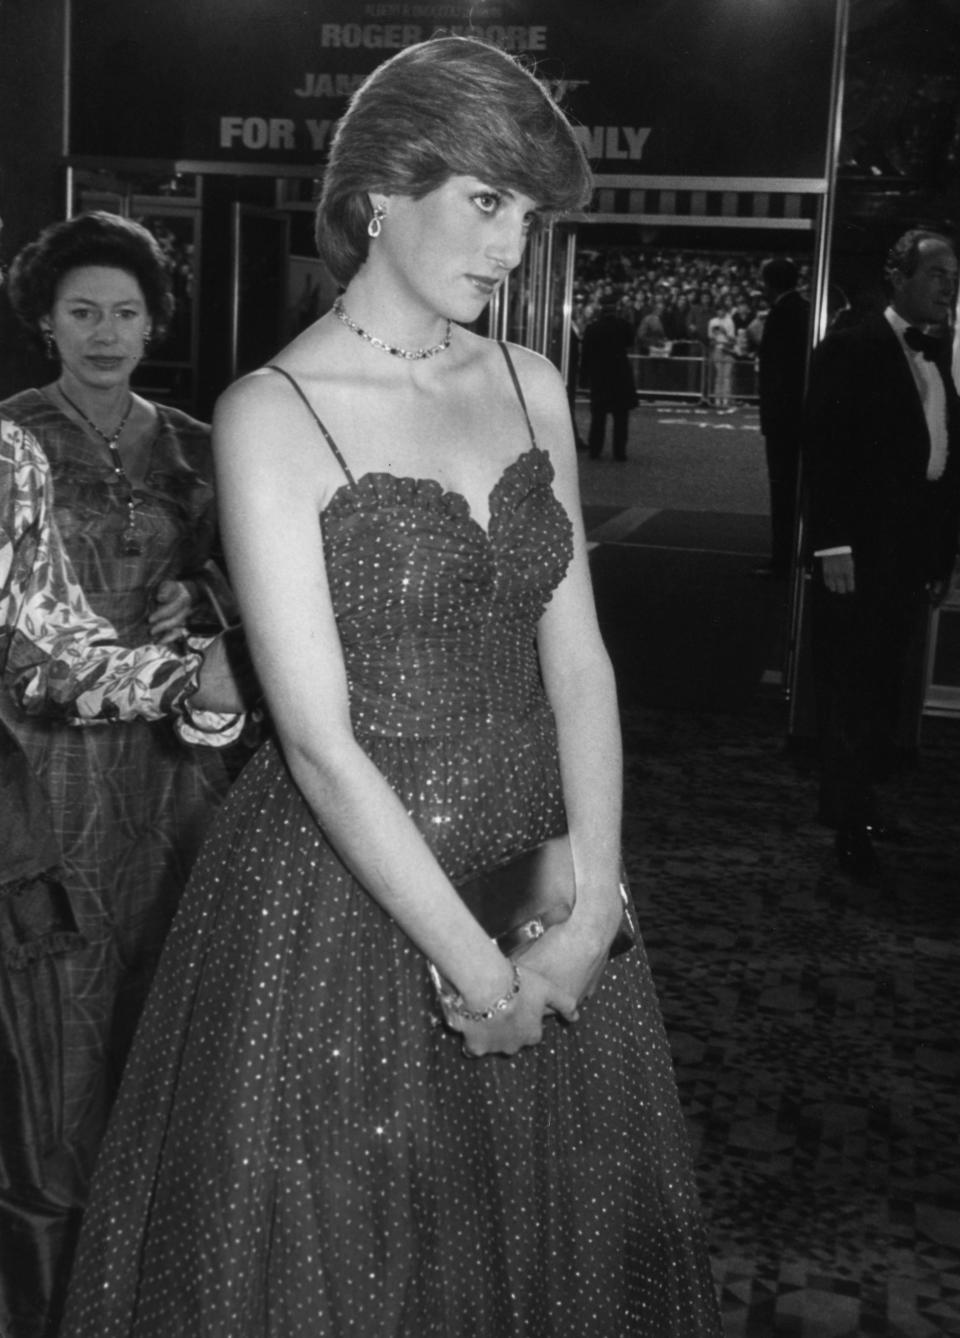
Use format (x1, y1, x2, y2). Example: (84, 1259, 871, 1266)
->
(333, 296, 452, 361)
(58, 383, 142, 554)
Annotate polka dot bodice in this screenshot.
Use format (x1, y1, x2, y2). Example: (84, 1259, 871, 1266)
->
(321, 448, 572, 740)
(62, 352, 722, 1337)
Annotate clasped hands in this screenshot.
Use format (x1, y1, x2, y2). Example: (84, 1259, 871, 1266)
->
(445, 912, 620, 1060)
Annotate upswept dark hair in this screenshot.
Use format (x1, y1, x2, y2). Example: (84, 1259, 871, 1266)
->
(884, 227, 955, 284)
(315, 35, 594, 286)
(7, 210, 175, 343)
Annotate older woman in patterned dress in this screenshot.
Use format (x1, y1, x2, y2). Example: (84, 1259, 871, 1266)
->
(0, 213, 244, 1330)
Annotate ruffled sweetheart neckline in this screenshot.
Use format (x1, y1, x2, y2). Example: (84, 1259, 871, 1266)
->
(319, 442, 550, 540)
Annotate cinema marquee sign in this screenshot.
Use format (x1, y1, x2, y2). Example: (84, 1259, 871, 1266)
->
(68, 0, 837, 181)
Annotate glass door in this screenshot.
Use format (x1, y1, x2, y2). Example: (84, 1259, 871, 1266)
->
(229, 204, 291, 380)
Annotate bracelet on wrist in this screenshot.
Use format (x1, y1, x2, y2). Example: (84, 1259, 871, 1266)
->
(432, 960, 521, 1023)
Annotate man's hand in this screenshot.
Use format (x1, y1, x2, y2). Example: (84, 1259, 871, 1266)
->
(821, 552, 855, 595)
(928, 576, 953, 608)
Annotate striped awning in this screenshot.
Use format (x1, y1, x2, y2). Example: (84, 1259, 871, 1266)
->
(585, 176, 825, 230)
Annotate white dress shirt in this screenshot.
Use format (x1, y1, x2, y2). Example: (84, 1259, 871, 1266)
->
(885, 305, 948, 482)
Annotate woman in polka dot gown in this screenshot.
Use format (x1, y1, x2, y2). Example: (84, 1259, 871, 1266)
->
(63, 36, 722, 1338)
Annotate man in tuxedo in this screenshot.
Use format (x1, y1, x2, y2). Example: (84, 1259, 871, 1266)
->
(758, 258, 809, 577)
(805, 228, 960, 885)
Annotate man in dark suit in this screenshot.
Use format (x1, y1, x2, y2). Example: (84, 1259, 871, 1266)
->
(805, 228, 960, 884)
(580, 298, 637, 461)
(757, 258, 810, 577)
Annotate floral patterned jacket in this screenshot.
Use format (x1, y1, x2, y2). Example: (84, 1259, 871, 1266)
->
(1, 416, 239, 884)
(1, 415, 209, 721)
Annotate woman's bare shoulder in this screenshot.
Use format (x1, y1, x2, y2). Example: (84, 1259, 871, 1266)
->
(497, 339, 565, 395)
(487, 340, 567, 430)
(214, 361, 332, 481)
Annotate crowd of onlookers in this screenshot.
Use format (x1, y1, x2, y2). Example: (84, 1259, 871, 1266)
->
(572, 246, 811, 363)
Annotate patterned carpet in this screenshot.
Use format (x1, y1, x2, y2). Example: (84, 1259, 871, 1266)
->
(581, 402, 960, 1335)
(618, 683, 960, 1338)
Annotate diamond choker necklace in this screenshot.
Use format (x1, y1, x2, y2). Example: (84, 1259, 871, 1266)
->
(333, 296, 452, 361)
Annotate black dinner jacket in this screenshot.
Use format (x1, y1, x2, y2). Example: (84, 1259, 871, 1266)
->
(804, 313, 960, 586)
(580, 314, 637, 412)
(758, 288, 810, 439)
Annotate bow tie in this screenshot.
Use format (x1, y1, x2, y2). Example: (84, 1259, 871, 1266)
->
(903, 326, 946, 361)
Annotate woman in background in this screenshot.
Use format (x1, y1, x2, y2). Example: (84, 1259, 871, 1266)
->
(64, 39, 721, 1337)
(0, 213, 239, 1227)
(0, 410, 245, 1338)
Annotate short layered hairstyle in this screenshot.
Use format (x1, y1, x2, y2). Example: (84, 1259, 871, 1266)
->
(316, 35, 594, 286)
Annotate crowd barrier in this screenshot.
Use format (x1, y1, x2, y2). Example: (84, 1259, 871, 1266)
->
(623, 347, 759, 404)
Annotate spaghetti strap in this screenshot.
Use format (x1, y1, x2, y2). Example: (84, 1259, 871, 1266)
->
(497, 342, 538, 449)
(266, 365, 355, 486)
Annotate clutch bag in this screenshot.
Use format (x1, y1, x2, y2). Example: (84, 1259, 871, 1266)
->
(452, 832, 637, 959)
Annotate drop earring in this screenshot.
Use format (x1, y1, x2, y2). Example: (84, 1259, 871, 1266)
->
(367, 204, 386, 239)
(42, 330, 58, 360)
